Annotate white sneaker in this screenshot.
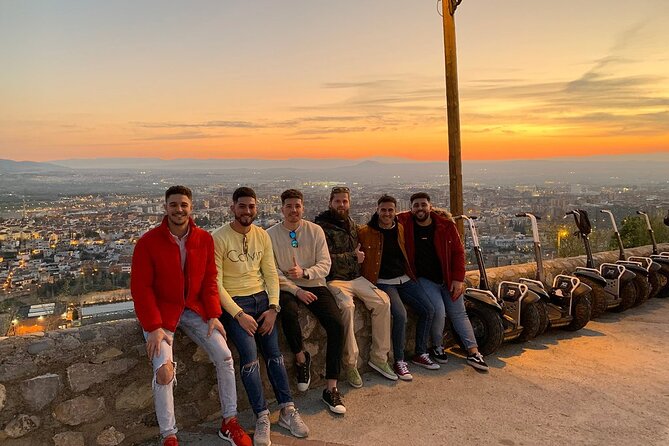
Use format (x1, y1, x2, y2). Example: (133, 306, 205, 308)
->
(253, 412, 271, 446)
(278, 406, 309, 438)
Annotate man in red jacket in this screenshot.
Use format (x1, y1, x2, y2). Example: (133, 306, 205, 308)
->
(398, 192, 489, 371)
(131, 186, 251, 446)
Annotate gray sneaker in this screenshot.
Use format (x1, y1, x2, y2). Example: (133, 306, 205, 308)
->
(278, 406, 309, 438)
(253, 412, 271, 446)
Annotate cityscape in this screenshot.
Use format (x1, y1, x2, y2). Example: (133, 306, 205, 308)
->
(2, 159, 667, 337)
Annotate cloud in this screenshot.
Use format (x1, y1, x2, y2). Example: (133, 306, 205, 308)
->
(133, 120, 262, 129)
(137, 131, 221, 141)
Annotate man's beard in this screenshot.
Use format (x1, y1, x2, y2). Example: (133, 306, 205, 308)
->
(331, 207, 349, 219)
(235, 213, 256, 226)
(412, 210, 429, 223)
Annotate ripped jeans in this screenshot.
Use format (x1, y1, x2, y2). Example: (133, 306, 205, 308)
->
(221, 291, 293, 415)
(143, 308, 237, 439)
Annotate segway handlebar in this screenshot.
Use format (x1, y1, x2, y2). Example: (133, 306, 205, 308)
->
(637, 211, 652, 231)
(455, 215, 481, 247)
(515, 213, 541, 243)
(600, 210, 619, 233)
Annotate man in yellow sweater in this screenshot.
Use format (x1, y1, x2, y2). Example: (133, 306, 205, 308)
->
(213, 187, 309, 446)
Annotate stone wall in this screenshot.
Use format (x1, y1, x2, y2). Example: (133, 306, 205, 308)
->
(0, 244, 666, 445)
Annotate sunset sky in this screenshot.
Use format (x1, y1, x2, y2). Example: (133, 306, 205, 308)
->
(1, 0, 668, 162)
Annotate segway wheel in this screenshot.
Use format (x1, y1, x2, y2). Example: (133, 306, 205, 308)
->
(536, 300, 549, 335)
(463, 300, 504, 356)
(564, 292, 592, 331)
(516, 301, 543, 342)
(648, 271, 661, 299)
(632, 276, 650, 307)
(613, 280, 637, 312)
(656, 268, 669, 298)
(578, 277, 608, 319)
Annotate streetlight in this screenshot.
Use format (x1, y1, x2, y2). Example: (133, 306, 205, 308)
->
(557, 228, 570, 257)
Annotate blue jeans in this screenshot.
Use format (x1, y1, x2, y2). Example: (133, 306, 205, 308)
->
(377, 280, 434, 360)
(418, 278, 478, 350)
(220, 291, 293, 415)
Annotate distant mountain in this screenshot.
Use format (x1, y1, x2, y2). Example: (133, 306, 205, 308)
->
(0, 159, 73, 173)
(49, 157, 415, 171)
(9, 152, 668, 185)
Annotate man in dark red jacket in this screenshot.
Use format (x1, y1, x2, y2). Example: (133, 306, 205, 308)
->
(131, 186, 251, 446)
(397, 192, 489, 371)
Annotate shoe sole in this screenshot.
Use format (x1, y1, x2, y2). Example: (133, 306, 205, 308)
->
(467, 360, 489, 371)
(322, 398, 347, 414)
(397, 373, 413, 381)
(277, 419, 308, 438)
(218, 430, 251, 446)
(410, 360, 440, 370)
(431, 357, 449, 364)
(367, 361, 398, 381)
(297, 379, 310, 392)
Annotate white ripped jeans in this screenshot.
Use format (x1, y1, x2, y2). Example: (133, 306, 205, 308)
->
(144, 309, 237, 438)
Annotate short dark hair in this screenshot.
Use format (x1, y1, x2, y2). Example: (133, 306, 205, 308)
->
(281, 189, 303, 204)
(330, 186, 350, 202)
(165, 185, 192, 201)
(410, 192, 431, 203)
(377, 194, 397, 206)
(232, 187, 257, 203)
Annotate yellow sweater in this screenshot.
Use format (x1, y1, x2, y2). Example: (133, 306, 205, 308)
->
(212, 223, 280, 316)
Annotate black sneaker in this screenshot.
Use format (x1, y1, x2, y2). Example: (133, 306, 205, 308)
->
(429, 346, 449, 364)
(296, 351, 311, 392)
(322, 387, 346, 414)
(466, 352, 489, 371)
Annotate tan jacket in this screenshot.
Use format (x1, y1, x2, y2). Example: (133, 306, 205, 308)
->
(358, 218, 414, 284)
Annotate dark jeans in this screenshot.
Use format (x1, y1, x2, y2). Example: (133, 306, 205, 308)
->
(279, 287, 344, 380)
(220, 291, 293, 415)
(377, 280, 435, 360)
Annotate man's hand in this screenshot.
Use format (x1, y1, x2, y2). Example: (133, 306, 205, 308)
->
(355, 243, 365, 264)
(146, 328, 173, 359)
(257, 309, 277, 336)
(450, 280, 465, 301)
(296, 288, 318, 305)
(236, 312, 258, 337)
(207, 318, 226, 339)
(287, 256, 304, 279)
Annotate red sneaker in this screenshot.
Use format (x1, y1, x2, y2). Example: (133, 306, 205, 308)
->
(219, 417, 252, 446)
(163, 436, 178, 446)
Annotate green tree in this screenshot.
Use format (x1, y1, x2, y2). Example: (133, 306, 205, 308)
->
(611, 217, 649, 250)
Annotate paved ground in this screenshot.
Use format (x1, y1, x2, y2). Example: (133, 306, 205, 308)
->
(141, 298, 669, 446)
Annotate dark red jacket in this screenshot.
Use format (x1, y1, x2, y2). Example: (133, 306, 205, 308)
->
(397, 211, 465, 287)
(131, 217, 222, 333)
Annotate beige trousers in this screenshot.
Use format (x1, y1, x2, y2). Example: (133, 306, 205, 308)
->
(327, 276, 391, 368)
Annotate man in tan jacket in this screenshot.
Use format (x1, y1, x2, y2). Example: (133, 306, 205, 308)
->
(358, 194, 440, 381)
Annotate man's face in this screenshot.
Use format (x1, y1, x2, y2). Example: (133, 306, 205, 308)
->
(282, 198, 303, 224)
(377, 201, 396, 227)
(411, 198, 431, 222)
(231, 196, 257, 227)
(329, 192, 350, 219)
(164, 194, 192, 227)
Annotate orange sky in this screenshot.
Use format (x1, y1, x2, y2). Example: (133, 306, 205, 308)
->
(1, 1, 668, 162)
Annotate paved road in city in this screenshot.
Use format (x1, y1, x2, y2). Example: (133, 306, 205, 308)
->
(142, 297, 669, 446)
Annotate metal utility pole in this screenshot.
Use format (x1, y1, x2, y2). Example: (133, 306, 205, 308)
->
(441, 0, 464, 236)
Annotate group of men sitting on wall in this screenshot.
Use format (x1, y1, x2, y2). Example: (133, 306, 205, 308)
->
(131, 185, 489, 446)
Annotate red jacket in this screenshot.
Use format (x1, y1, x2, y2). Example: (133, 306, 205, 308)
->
(131, 217, 222, 332)
(397, 211, 465, 287)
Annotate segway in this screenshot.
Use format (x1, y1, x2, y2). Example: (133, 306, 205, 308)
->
(516, 213, 592, 331)
(601, 210, 659, 305)
(637, 210, 669, 298)
(457, 215, 544, 343)
(565, 209, 637, 316)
